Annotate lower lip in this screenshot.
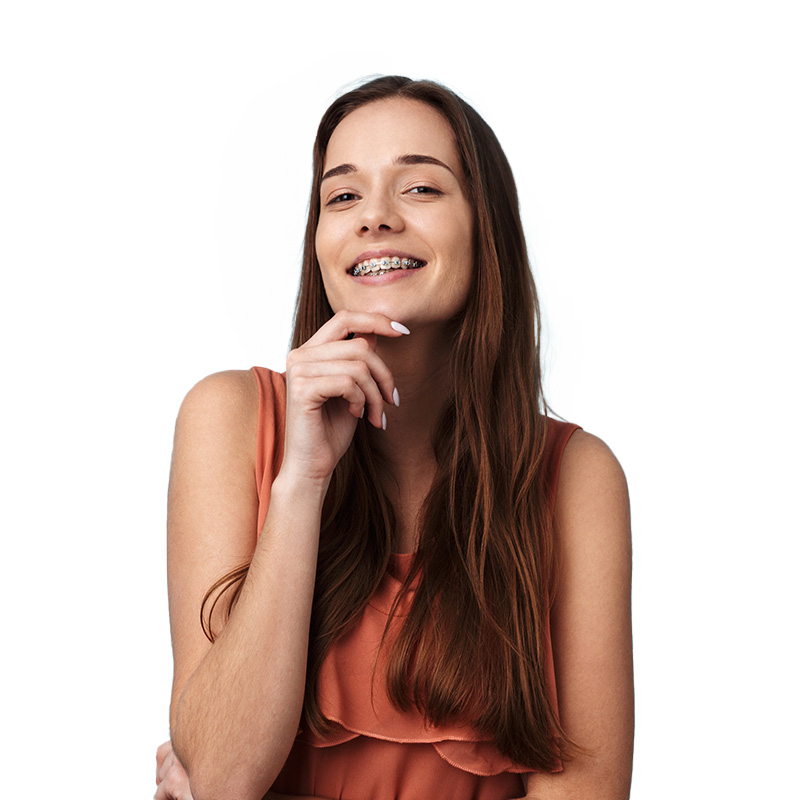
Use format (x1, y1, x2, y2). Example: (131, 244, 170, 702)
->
(350, 265, 426, 284)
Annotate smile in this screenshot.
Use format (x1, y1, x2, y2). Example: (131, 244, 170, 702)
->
(351, 257, 425, 277)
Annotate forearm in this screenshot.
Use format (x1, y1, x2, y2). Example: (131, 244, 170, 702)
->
(171, 473, 328, 800)
(523, 756, 633, 800)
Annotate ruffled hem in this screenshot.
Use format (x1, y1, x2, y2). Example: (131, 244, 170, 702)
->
(299, 720, 540, 777)
(305, 559, 553, 777)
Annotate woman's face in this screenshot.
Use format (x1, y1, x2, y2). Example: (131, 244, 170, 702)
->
(315, 98, 474, 330)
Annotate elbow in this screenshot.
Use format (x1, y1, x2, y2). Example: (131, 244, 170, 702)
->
(171, 733, 276, 800)
(186, 764, 275, 800)
(171, 697, 292, 799)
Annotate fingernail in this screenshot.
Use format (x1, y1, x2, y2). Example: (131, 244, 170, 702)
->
(392, 387, 400, 407)
(360, 406, 365, 419)
(390, 321, 410, 335)
(381, 411, 387, 430)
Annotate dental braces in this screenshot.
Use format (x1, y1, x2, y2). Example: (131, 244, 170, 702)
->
(352, 257, 423, 276)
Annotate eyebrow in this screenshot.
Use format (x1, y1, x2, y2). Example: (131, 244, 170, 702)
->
(396, 154, 455, 175)
(320, 163, 357, 183)
(320, 153, 455, 184)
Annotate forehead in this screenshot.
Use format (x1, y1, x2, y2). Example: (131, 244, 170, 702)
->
(323, 98, 462, 175)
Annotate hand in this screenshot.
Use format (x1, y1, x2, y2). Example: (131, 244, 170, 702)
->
(154, 740, 193, 800)
(281, 310, 409, 484)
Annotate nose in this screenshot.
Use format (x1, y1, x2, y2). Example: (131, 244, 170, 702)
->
(355, 189, 404, 235)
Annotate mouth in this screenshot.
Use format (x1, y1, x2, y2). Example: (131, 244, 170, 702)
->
(350, 256, 426, 277)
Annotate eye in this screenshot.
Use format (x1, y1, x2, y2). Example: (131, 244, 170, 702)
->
(407, 185, 442, 196)
(327, 192, 359, 205)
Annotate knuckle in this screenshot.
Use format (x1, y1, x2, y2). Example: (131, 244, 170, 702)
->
(331, 309, 351, 329)
(164, 770, 184, 791)
(287, 361, 311, 382)
(290, 374, 309, 394)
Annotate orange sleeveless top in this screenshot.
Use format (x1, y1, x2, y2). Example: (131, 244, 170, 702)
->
(251, 367, 580, 800)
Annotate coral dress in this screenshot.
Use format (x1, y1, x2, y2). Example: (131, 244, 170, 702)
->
(250, 367, 580, 800)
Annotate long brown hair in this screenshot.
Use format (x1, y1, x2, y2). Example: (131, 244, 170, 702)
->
(203, 76, 568, 770)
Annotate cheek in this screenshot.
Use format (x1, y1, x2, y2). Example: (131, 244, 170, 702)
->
(315, 211, 344, 262)
(314, 221, 328, 263)
(315, 221, 335, 269)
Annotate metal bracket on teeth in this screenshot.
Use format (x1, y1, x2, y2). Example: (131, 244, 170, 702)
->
(353, 258, 420, 276)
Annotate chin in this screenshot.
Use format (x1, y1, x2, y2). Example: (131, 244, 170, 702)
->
(349, 299, 410, 320)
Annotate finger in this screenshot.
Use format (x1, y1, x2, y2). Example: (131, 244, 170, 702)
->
(289, 340, 396, 408)
(302, 310, 410, 348)
(156, 741, 172, 783)
(154, 783, 170, 800)
(156, 770, 194, 800)
(291, 369, 370, 416)
(347, 332, 400, 410)
(156, 740, 171, 764)
(291, 371, 376, 426)
(302, 367, 375, 425)
(157, 751, 174, 783)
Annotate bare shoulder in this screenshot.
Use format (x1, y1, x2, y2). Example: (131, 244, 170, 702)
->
(556, 431, 630, 537)
(169, 369, 261, 545)
(173, 369, 259, 456)
(553, 430, 632, 606)
(176, 369, 259, 427)
(559, 430, 628, 497)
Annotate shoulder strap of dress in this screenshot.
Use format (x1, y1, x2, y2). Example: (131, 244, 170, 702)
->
(250, 367, 287, 534)
(543, 417, 582, 516)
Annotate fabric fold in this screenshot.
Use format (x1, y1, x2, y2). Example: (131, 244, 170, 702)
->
(298, 554, 537, 777)
(249, 367, 580, 786)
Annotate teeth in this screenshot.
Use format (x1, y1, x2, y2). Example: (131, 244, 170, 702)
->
(351, 257, 424, 276)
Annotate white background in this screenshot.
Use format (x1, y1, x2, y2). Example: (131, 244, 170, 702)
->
(2, 2, 798, 797)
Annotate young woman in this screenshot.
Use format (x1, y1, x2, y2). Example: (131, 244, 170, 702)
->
(155, 76, 634, 800)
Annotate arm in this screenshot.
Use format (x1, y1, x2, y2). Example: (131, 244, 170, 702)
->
(523, 431, 634, 800)
(155, 739, 323, 800)
(168, 373, 327, 799)
(167, 312, 407, 800)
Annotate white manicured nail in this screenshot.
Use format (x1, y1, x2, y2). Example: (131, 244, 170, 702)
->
(360, 406, 365, 419)
(392, 387, 400, 407)
(381, 412, 387, 430)
(390, 321, 410, 335)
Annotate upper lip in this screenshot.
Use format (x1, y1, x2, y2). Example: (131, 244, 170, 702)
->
(349, 249, 427, 271)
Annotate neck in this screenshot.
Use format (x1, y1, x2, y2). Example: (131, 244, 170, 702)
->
(369, 323, 453, 469)
(364, 324, 453, 553)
